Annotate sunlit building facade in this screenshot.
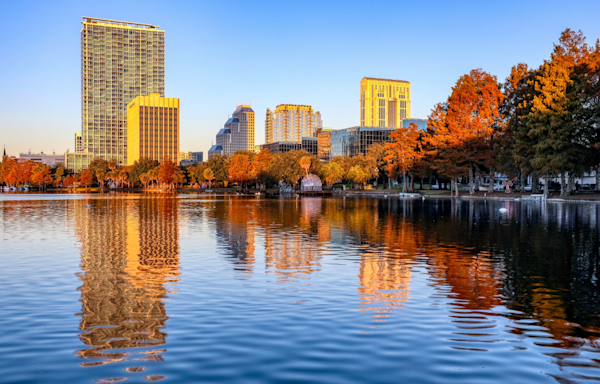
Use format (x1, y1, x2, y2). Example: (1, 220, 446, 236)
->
(331, 126, 395, 157)
(211, 105, 255, 156)
(127, 94, 179, 165)
(360, 77, 410, 128)
(265, 104, 322, 143)
(71, 17, 166, 171)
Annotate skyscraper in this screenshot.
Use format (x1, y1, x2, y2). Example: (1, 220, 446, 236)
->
(360, 77, 410, 128)
(265, 104, 322, 144)
(127, 93, 179, 165)
(210, 105, 255, 157)
(69, 17, 166, 171)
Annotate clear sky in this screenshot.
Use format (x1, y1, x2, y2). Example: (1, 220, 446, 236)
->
(1, 0, 600, 157)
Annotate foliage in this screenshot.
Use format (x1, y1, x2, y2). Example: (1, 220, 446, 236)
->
(384, 123, 422, 191)
(79, 169, 95, 189)
(207, 155, 230, 185)
(229, 154, 252, 191)
(252, 149, 272, 191)
(347, 165, 369, 188)
(427, 68, 504, 196)
(320, 162, 345, 187)
(128, 158, 160, 184)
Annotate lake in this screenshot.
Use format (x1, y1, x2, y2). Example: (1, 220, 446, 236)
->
(1, 193, 599, 383)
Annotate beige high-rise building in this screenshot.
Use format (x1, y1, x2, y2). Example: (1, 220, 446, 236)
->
(265, 104, 322, 144)
(68, 17, 166, 172)
(360, 77, 410, 128)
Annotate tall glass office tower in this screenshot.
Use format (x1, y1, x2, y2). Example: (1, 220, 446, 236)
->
(69, 17, 165, 171)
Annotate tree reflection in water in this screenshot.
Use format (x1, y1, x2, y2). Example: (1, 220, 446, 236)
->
(72, 194, 600, 381)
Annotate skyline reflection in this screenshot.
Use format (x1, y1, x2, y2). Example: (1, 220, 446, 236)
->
(75, 196, 179, 367)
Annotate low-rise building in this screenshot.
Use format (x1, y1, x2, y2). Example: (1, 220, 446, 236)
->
(259, 138, 318, 155)
(65, 152, 94, 172)
(179, 151, 203, 166)
(331, 126, 395, 158)
(401, 118, 428, 131)
(19, 153, 65, 167)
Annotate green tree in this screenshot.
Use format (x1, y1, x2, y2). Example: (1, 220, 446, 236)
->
(207, 154, 230, 187)
(128, 158, 160, 184)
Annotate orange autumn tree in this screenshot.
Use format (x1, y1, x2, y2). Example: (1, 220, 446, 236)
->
(158, 157, 177, 190)
(31, 166, 53, 190)
(384, 123, 422, 192)
(63, 174, 74, 188)
(79, 169, 95, 191)
(252, 148, 272, 191)
(229, 154, 252, 192)
(427, 69, 504, 197)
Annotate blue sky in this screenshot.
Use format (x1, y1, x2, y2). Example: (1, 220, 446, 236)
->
(1, 0, 600, 156)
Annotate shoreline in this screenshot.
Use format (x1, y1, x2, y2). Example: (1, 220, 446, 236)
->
(3, 188, 600, 203)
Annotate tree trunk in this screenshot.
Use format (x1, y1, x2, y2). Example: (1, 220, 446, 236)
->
(402, 172, 407, 192)
(560, 173, 567, 197)
(519, 171, 526, 193)
(596, 167, 600, 191)
(532, 171, 538, 193)
(567, 171, 575, 195)
(475, 173, 480, 193)
(469, 168, 474, 195)
(544, 174, 549, 198)
(409, 173, 414, 192)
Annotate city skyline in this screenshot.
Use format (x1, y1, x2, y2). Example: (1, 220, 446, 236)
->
(1, 1, 600, 157)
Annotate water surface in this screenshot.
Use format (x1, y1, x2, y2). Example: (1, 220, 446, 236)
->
(1, 194, 599, 383)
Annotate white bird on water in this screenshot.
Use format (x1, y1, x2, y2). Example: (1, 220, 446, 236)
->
(499, 208, 508, 213)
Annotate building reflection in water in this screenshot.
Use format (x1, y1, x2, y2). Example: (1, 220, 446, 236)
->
(75, 196, 179, 367)
(264, 198, 324, 282)
(212, 198, 255, 273)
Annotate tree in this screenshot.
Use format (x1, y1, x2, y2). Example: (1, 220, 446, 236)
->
(347, 165, 369, 188)
(203, 167, 214, 188)
(79, 169, 95, 191)
(519, 29, 600, 196)
(367, 142, 389, 187)
(208, 154, 230, 187)
(427, 69, 504, 197)
(229, 154, 252, 191)
(299, 156, 312, 176)
(269, 150, 316, 188)
(252, 148, 272, 191)
(88, 158, 109, 179)
(0, 156, 17, 186)
(320, 162, 345, 187)
(53, 166, 65, 183)
(158, 157, 177, 189)
(384, 123, 422, 192)
(128, 158, 160, 185)
(63, 174, 74, 188)
(32, 167, 53, 190)
(139, 173, 150, 188)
